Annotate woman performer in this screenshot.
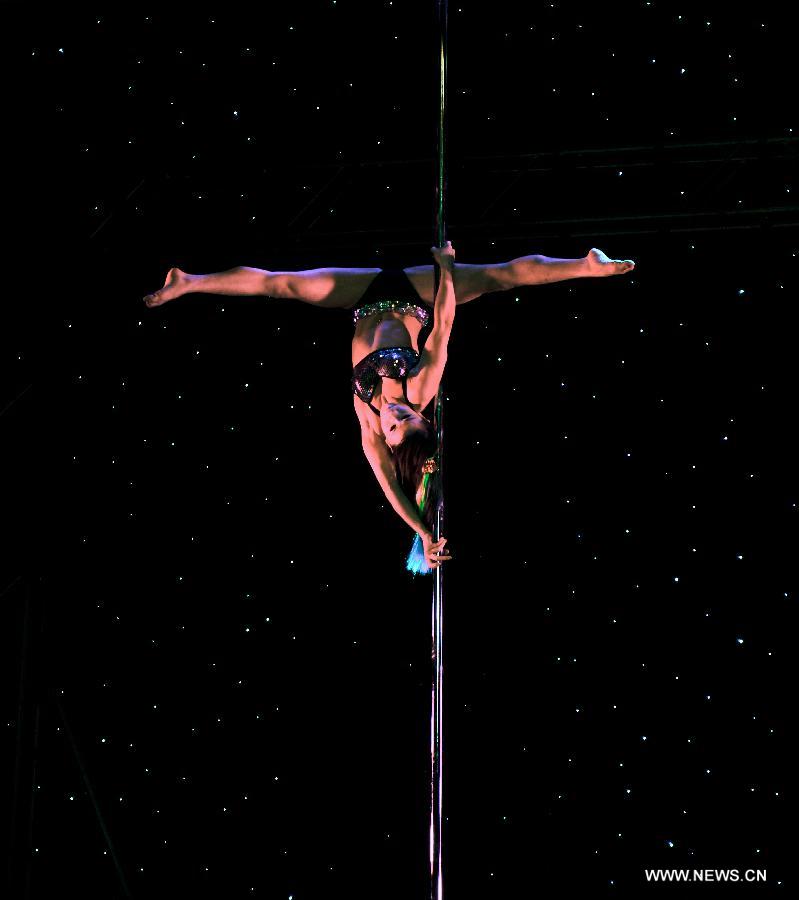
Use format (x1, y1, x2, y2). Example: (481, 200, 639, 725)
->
(143, 245, 635, 572)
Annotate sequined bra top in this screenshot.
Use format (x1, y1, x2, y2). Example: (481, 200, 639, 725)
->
(352, 347, 419, 416)
(353, 300, 430, 328)
(351, 267, 432, 417)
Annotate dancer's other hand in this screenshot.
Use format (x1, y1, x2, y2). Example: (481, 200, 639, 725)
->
(421, 532, 452, 569)
(431, 241, 456, 271)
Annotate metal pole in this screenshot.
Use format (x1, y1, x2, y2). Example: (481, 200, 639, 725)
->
(430, 2, 447, 898)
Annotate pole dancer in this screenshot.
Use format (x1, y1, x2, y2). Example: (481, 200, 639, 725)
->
(142, 247, 634, 572)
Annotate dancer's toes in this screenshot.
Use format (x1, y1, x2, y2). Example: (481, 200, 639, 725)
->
(586, 247, 636, 277)
(143, 266, 190, 307)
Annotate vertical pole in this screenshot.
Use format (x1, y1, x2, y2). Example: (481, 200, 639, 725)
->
(430, 2, 447, 899)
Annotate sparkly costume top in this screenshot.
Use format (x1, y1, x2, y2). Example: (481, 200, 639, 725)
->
(352, 347, 419, 416)
(352, 299, 431, 329)
(350, 268, 432, 416)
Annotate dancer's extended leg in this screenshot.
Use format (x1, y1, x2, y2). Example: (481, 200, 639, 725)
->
(143, 265, 383, 309)
(403, 248, 635, 306)
(497, 247, 635, 290)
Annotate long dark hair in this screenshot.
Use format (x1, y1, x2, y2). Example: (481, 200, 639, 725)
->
(390, 416, 442, 534)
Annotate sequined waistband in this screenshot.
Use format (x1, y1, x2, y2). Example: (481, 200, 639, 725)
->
(353, 298, 431, 327)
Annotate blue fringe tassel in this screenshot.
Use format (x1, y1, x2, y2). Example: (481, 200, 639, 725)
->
(406, 532, 433, 576)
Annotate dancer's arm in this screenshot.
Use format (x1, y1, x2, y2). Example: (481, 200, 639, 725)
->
(354, 400, 451, 567)
(360, 429, 431, 538)
(407, 242, 456, 410)
(431, 242, 457, 325)
(354, 396, 431, 536)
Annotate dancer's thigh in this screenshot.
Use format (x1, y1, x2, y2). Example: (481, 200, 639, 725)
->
(271, 267, 383, 309)
(402, 263, 507, 305)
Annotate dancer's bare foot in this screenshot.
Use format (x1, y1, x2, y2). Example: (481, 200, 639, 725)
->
(584, 247, 636, 277)
(143, 267, 194, 307)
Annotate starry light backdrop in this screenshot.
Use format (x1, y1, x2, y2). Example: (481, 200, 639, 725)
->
(7, 1, 795, 897)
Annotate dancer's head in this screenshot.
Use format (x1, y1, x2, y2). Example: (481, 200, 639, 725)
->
(380, 402, 430, 450)
(386, 405, 442, 534)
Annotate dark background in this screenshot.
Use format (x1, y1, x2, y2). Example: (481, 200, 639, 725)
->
(4, 2, 796, 897)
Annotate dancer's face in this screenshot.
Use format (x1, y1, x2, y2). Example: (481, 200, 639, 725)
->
(381, 402, 428, 448)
